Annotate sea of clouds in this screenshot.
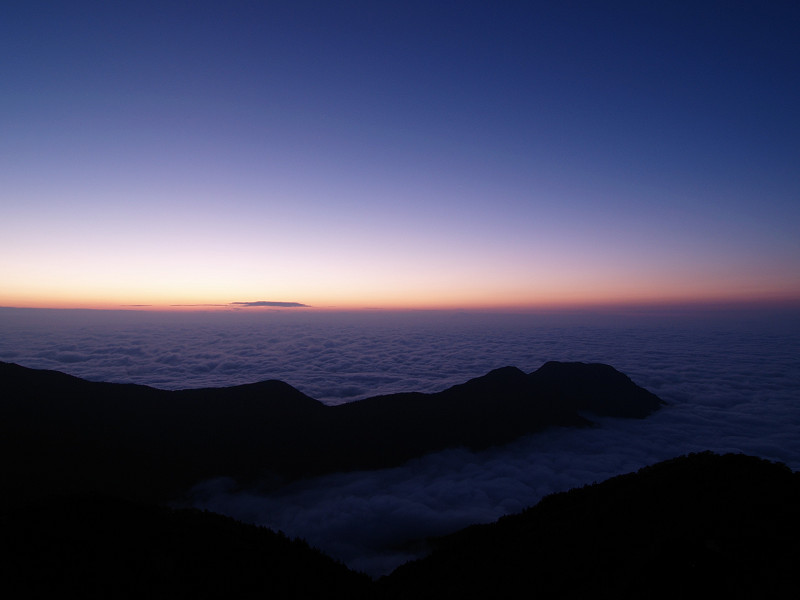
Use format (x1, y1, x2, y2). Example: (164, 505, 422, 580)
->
(2, 306, 799, 576)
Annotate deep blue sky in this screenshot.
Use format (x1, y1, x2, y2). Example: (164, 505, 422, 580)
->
(2, 1, 799, 309)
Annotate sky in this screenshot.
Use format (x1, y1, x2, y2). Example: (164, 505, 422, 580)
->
(2, 1, 799, 311)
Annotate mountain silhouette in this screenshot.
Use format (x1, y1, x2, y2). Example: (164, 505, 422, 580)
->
(380, 452, 800, 598)
(2, 493, 372, 599)
(3, 452, 797, 598)
(0, 360, 663, 503)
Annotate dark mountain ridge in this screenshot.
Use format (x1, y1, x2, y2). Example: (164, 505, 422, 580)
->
(0, 360, 663, 503)
(380, 451, 800, 598)
(3, 493, 373, 599)
(3, 452, 798, 598)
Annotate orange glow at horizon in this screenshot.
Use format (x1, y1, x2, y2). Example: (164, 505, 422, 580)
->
(4, 239, 799, 313)
(2, 3, 799, 323)
(3, 283, 799, 314)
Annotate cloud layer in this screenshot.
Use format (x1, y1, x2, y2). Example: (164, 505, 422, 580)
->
(1, 307, 799, 575)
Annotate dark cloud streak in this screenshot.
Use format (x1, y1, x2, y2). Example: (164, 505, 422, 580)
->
(231, 301, 310, 308)
(170, 304, 229, 307)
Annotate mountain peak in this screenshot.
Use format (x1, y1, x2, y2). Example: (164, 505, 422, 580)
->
(529, 361, 665, 418)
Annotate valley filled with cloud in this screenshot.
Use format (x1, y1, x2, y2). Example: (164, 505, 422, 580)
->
(2, 308, 798, 575)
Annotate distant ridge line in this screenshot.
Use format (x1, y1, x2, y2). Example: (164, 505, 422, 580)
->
(0, 360, 664, 504)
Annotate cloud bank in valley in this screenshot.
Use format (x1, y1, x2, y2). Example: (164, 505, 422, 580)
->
(186, 331, 800, 575)
(1, 307, 799, 575)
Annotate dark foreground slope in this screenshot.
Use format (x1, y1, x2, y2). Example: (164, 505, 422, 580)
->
(0, 360, 662, 503)
(2, 453, 798, 599)
(381, 452, 800, 599)
(2, 494, 372, 599)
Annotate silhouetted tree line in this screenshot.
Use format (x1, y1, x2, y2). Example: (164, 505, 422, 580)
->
(380, 452, 800, 599)
(2, 453, 799, 598)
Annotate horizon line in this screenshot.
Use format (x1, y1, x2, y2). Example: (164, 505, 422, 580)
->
(2, 297, 800, 315)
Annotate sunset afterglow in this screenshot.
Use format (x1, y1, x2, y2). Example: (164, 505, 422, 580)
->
(2, 2, 799, 311)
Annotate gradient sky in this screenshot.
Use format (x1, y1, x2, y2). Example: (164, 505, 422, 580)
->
(2, 1, 799, 310)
